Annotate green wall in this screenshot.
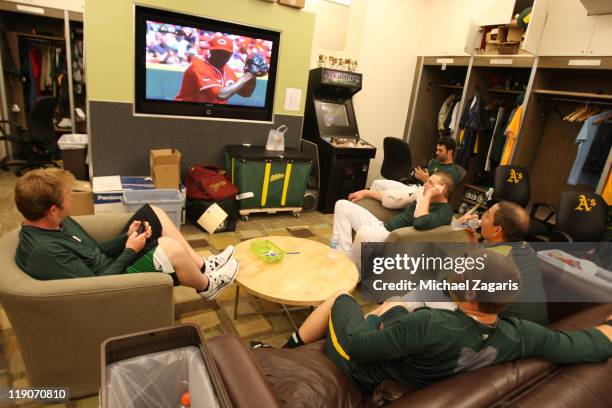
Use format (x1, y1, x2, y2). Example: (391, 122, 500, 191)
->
(84, 0, 315, 116)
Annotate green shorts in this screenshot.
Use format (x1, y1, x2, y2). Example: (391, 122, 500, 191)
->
(126, 246, 180, 286)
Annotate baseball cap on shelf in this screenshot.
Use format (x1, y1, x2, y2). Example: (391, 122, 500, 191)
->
(209, 36, 234, 53)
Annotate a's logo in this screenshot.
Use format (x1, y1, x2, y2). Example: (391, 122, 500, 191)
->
(507, 169, 523, 184)
(270, 173, 284, 182)
(575, 195, 596, 212)
(209, 181, 227, 192)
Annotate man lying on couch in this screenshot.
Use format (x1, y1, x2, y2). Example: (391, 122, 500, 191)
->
(332, 172, 454, 266)
(282, 249, 612, 393)
(14, 168, 237, 300)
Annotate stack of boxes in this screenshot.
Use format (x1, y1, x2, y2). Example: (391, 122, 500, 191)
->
(485, 22, 524, 55)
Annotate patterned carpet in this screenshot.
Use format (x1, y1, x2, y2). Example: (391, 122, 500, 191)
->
(0, 171, 374, 407)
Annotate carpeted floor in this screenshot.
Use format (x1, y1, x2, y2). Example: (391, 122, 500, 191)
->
(0, 171, 373, 407)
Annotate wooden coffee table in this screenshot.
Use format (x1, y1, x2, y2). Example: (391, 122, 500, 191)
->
(233, 236, 359, 329)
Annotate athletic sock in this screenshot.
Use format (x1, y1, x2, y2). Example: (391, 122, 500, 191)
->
(282, 331, 305, 348)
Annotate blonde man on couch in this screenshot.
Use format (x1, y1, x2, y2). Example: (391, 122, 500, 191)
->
(332, 172, 454, 269)
(14, 168, 237, 300)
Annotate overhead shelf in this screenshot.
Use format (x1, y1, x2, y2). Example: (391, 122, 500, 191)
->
(438, 84, 464, 90)
(488, 88, 524, 94)
(533, 89, 612, 100)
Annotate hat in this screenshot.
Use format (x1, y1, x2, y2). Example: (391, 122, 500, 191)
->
(209, 36, 234, 53)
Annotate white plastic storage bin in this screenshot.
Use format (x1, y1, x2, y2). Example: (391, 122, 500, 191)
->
(123, 189, 184, 228)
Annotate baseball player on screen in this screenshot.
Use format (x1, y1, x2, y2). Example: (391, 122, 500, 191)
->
(175, 35, 269, 104)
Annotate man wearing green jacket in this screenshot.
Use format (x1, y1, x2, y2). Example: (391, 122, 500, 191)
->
(14, 168, 238, 300)
(332, 172, 454, 270)
(282, 249, 612, 393)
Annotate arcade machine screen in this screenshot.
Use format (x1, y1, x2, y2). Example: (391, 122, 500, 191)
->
(318, 102, 349, 127)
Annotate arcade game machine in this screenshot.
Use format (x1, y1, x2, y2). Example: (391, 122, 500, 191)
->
(303, 67, 376, 213)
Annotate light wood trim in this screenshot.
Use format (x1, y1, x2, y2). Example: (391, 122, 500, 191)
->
(404, 56, 423, 143)
(532, 89, 612, 100)
(235, 236, 359, 306)
(472, 56, 534, 68)
(538, 57, 612, 70)
(239, 207, 302, 215)
(423, 56, 471, 66)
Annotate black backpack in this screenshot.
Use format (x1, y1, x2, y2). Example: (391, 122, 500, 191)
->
(186, 198, 238, 233)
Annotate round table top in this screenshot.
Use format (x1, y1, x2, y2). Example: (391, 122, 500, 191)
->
(235, 236, 359, 306)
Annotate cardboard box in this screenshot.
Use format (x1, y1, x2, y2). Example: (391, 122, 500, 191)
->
(92, 176, 155, 214)
(506, 25, 524, 43)
(70, 180, 94, 216)
(150, 149, 182, 189)
(498, 42, 521, 54)
(279, 0, 304, 8)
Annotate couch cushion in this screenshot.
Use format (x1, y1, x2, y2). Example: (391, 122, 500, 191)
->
(253, 340, 368, 408)
(385, 303, 612, 407)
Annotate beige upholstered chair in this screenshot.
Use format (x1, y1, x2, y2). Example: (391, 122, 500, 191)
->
(0, 213, 174, 398)
(355, 198, 467, 243)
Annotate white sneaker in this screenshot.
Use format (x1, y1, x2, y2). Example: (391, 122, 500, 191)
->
(199, 258, 239, 300)
(202, 245, 235, 274)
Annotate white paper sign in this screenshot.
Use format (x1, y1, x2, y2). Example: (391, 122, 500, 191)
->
(197, 203, 228, 235)
(490, 59, 513, 65)
(436, 58, 454, 64)
(284, 88, 302, 111)
(568, 59, 601, 66)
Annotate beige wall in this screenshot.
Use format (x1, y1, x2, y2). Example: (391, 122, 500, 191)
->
(3, 0, 83, 12)
(305, 0, 367, 68)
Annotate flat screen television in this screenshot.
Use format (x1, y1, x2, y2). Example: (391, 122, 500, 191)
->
(135, 6, 280, 121)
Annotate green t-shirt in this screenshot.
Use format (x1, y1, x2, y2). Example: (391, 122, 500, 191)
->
(428, 159, 461, 185)
(344, 308, 611, 391)
(384, 202, 453, 232)
(489, 243, 549, 326)
(15, 218, 135, 280)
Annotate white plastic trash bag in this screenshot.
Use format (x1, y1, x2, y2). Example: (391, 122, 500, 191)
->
(57, 133, 88, 150)
(106, 346, 220, 408)
(265, 125, 287, 151)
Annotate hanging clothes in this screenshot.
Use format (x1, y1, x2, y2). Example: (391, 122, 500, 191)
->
(500, 105, 524, 165)
(603, 168, 612, 206)
(485, 106, 506, 171)
(456, 93, 483, 168)
(567, 111, 611, 186)
(438, 94, 459, 135)
(581, 122, 612, 186)
(447, 100, 461, 138)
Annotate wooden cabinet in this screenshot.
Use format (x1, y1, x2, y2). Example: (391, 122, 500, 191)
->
(588, 15, 612, 56)
(538, 0, 597, 56)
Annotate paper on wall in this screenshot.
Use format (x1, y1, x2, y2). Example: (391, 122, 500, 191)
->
(284, 88, 302, 111)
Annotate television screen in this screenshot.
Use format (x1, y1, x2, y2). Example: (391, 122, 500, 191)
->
(135, 6, 280, 121)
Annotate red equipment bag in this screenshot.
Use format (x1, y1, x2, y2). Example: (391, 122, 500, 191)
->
(185, 165, 239, 201)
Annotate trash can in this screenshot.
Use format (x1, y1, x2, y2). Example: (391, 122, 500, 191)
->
(57, 133, 88, 180)
(225, 145, 313, 213)
(101, 324, 231, 408)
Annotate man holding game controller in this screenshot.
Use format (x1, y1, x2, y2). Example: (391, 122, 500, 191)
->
(175, 35, 269, 104)
(14, 168, 237, 300)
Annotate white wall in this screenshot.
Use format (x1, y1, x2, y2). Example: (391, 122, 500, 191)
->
(353, 0, 426, 185)
(3, 0, 83, 12)
(305, 0, 368, 68)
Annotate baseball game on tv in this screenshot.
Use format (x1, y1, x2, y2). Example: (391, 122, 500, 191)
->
(135, 6, 280, 121)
